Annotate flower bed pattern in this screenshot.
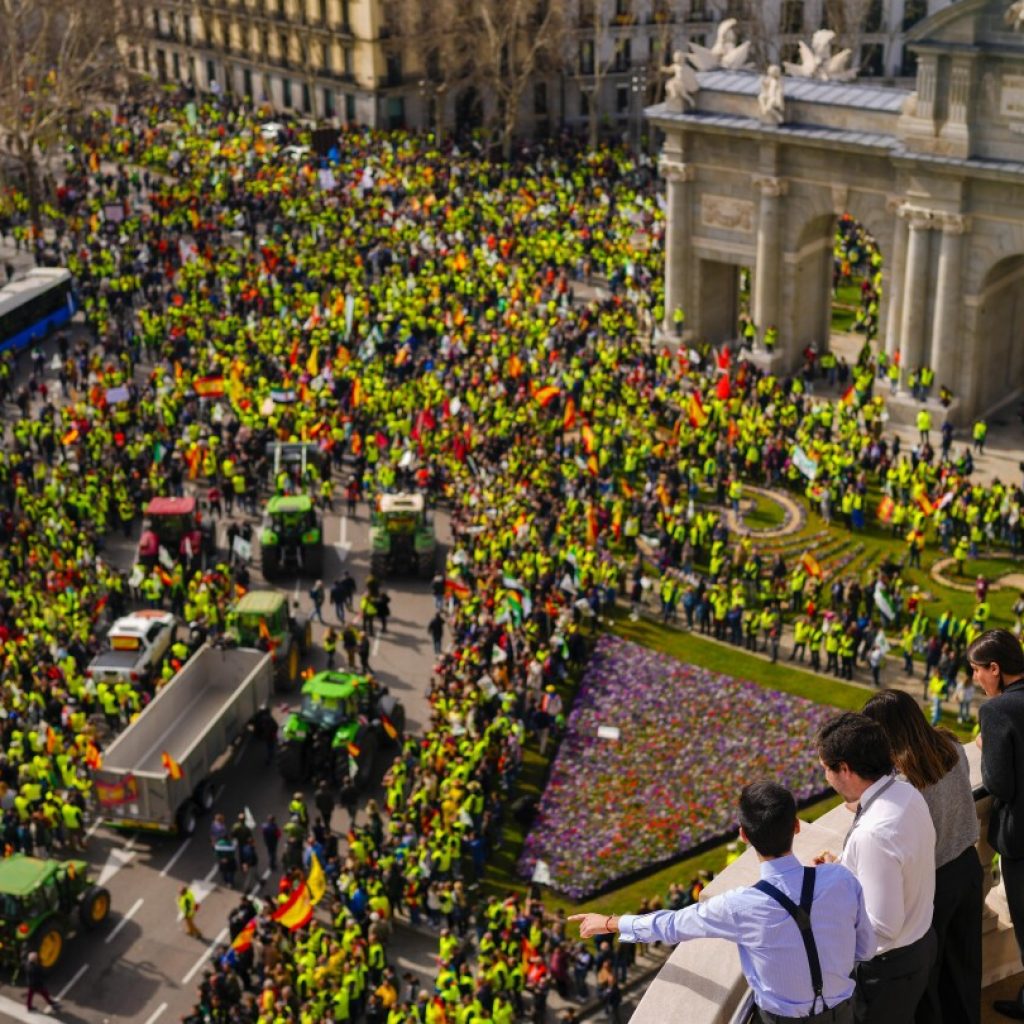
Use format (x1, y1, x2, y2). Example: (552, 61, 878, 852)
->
(518, 635, 833, 899)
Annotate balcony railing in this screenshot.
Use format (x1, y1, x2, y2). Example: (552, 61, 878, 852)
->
(630, 740, 1018, 1024)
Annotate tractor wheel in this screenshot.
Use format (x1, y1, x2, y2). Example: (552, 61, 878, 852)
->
(417, 551, 435, 579)
(354, 726, 378, 789)
(370, 552, 387, 578)
(31, 920, 64, 973)
(176, 802, 197, 837)
(301, 620, 313, 655)
(277, 741, 305, 784)
(79, 886, 111, 931)
(193, 780, 215, 814)
(261, 544, 279, 581)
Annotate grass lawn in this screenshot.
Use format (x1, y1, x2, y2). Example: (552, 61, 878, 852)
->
(743, 490, 789, 531)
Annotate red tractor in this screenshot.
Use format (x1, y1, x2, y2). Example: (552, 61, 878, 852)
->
(136, 497, 214, 569)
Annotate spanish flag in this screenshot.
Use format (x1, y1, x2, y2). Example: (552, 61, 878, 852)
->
(306, 346, 319, 377)
(586, 503, 599, 546)
(916, 492, 935, 517)
(563, 397, 576, 431)
(346, 742, 361, 759)
(193, 376, 226, 398)
(230, 918, 256, 954)
(534, 385, 561, 408)
(876, 496, 895, 523)
(272, 882, 313, 931)
(839, 385, 855, 407)
(288, 338, 300, 367)
(800, 552, 823, 579)
(85, 742, 103, 770)
(688, 392, 708, 429)
(445, 577, 470, 600)
(350, 378, 362, 408)
(381, 714, 399, 741)
(581, 423, 596, 455)
(258, 617, 272, 642)
(161, 751, 184, 780)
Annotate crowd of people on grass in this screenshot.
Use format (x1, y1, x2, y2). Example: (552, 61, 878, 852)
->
(0, 85, 1022, 1021)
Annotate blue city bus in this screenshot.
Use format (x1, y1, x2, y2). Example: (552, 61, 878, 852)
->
(0, 268, 78, 354)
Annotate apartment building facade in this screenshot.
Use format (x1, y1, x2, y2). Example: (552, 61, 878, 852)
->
(137, 0, 955, 135)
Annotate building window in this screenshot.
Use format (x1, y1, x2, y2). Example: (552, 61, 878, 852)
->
(345, 92, 355, 121)
(340, 0, 350, 32)
(283, 77, 293, 106)
(579, 40, 594, 76)
(902, 0, 927, 32)
(780, 0, 803, 34)
(386, 96, 405, 129)
(613, 39, 631, 73)
(386, 52, 402, 86)
(244, 68, 253, 96)
(343, 47, 353, 77)
(207, 58, 217, 88)
(533, 81, 547, 115)
(323, 88, 334, 116)
(864, 0, 883, 33)
(172, 51, 181, 79)
(580, 91, 589, 117)
(616, 84, 629, 112)
(321, 43, 330, 71)
(261, 29, 269, 57)
(302, 82, 311, 112)
(319, 0, 328, 24)
(279, 32, 289, 63)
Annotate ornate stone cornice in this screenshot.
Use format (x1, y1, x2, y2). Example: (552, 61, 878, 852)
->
(939, 212, 971, 235)
(659, 159, 696, 183)
(752, 175, 788, 198)
(897, 203, 939, 229)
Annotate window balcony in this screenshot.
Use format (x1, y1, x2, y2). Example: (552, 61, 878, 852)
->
(629, 741, 1022, 1024)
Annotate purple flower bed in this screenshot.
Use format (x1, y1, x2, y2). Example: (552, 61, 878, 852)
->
(518, 635, 833, 899)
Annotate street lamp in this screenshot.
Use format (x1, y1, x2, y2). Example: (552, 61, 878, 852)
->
(630, 63, 648, 152)
(417, 79, 445, 146)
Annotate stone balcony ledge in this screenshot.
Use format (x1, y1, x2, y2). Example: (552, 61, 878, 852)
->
(630, 741, 1017, 1024)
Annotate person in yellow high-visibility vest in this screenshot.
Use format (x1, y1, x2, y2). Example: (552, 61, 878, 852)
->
(177, 885, 201, 938)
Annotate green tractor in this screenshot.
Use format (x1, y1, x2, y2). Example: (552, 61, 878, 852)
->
(225, 589, 312, 691)
(267, 442, 324, 497)
(277, 671, 405, 787)
(260, 494, 324, 579)
(369, 493, 437, 579)
(0, 855, 110, 977)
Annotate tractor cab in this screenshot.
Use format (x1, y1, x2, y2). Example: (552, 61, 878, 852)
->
(260, 494, 324, 578)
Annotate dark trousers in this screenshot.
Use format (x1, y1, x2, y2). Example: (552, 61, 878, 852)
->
(854, 927, 937, 1024)
(760, 999, 853, 1024)
(916, 845, 982, 1024)
(1002, 852, 1024, 965)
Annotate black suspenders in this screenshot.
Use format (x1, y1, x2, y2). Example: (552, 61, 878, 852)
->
(753, 867, 828, 1015)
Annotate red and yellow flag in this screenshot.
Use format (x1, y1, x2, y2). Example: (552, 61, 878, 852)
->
(800, 552, 823, 579)
(231, 918, 256, 953)
(876, 496, 895, 523)
(581, 423, 596, 455)
(563, 397, 576, 431)
(272, 882, 313, 931)
(688, 392, 708, 429)
(161, 751, 184, 780)
(381, 715, 399, 741)
(534, 385, 560, 408)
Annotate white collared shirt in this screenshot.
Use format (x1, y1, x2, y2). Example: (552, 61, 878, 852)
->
(840, 774, 936, 955)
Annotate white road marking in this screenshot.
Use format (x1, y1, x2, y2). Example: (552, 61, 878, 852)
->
(372, 635, 381, 658)
(160, 837, 192, 877)
(181, 927, 227, 985)
(0, 991, 60, 1022)
(105, 897, 144, 944)
(143, 1002, 168, 1024)
(340, 514, 348, 547)
(56, 963, 89, 1000)
(261, 867, 270, 880)
(85, 817, 104, 838)
(97, 845, 135, 887)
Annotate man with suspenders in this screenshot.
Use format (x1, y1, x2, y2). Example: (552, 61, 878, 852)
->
(571, 782, 874, 1023)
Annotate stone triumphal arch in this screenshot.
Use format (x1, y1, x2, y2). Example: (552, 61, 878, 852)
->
(650, 0, 1024, 423)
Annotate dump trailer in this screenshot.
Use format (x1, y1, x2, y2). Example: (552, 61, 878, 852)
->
(90, 645, 273, 836)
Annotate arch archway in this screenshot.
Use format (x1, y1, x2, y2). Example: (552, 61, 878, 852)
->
(973, 254, 1024, 413)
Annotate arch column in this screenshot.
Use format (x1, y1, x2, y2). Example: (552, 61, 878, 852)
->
(659, 158, 696, 335)
(928, 213, 969, 390)
(883, 198, 909, 359)
(898, 206, 934, 375)
(752, 175, 788, 344)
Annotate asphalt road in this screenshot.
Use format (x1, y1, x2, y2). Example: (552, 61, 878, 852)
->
(0, 350, 454, 1024)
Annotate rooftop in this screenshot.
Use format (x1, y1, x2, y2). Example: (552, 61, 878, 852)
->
(694, 69, 911, 113)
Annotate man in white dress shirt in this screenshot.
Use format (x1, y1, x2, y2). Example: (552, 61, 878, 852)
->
(814, 712, 937, 1024)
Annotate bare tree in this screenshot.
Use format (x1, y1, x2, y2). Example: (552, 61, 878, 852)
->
(383, 0, 565, 157)
(823, 0, 876, 72)
(569, 0, 620, 150)
(0, 0, 133, 227)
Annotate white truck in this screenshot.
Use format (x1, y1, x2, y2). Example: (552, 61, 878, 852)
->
(90, 645, 273, 836)
(85, 611, 178, 686)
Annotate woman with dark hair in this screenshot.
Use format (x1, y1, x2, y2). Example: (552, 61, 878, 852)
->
(968, 628, 1024, 1020)
(862, 689, 981, 1024)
